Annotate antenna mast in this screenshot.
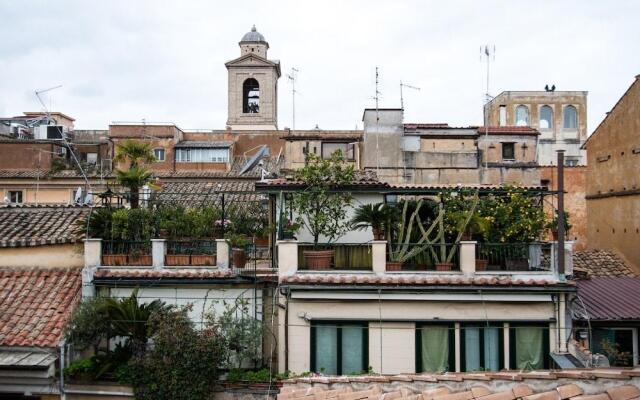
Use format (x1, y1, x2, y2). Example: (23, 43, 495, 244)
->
(480, 45, 496, 170)
(287, 67, 299, 130)
(374, 67, 381, 172)
(400, 81, 420, 111)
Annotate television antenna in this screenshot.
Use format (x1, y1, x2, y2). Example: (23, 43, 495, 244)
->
(374, 66, 381, 172)
(286, 67, 299, 130)
(400, 81, 420, 110)
(34, 85, 62, 123)
(480, 45, 496, 171)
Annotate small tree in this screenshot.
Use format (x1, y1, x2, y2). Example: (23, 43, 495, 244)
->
(293, 151, 355, 247)
(113, 140, 156, 209)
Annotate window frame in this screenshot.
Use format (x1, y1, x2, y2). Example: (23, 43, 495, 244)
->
(509, 322, 550, 370)
(515, 105, 529, 126)
(7, 190, 23, 203)
(563, 105, 578, 130)
(460, 322, 504, 372)
(415, 322, 456, 373)
(539, 105, 554, 130)
(321, 142, 355, 161)
(310, 320, 368, 375)
(153, 148, 166, 162)
(501, 142, 516, 161)
(175, 148, 229, 163)
(242, 78, 260, 114)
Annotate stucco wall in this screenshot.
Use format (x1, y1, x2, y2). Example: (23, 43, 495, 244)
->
(0, 244, 83, 268)
(585, 77, 640, 270)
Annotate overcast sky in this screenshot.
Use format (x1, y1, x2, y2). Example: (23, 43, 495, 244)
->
(0, 1, 638, 133)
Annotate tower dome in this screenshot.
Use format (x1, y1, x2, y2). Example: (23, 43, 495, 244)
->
(241, 25, 266, 43)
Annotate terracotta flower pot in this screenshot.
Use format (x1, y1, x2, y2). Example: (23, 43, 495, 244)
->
(191, 254, 216, 266)
(166, 254, 190, 266)
(435, 262, 453, 271)
(551, 230, 559, 240)
(372, 228, 385, 241)
(303, 250, 334, 270)
(386, 261, 402, 271)
(102, 254, 127, 266)
(128, 254, 152, 266)
(475, 259, 489, 271)
(233, 248, 247, 269)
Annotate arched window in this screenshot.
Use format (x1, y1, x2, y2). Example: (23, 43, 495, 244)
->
(563, 105, 577, 129)
(515, 105, 529, 126)
(243, 78, 260, 113)
(539, 105, 553, 129)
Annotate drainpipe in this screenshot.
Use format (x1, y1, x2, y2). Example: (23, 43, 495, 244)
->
(59, 339, 67, 400)
(557, 150, 565, 279)
(282, 287, 290, 372)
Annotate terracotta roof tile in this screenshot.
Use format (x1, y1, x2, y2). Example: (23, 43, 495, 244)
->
(93, 268, 236, 280)
(477, 126, 540, 135)
(280, 273, 572, 288)
(573, 250, 636, 278)
(0, 205, 90, 247)
(0, 267, 81, 348)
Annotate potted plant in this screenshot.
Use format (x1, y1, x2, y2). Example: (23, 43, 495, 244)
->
(281, 220, 300, 240)
(190, 242, 217, 266)
(226, 233, 249, 269)
(292, 151, 355, 270)
(129, 247, 152, 266)
(546, 211, 571, 240)
(351, 202, 396, 240)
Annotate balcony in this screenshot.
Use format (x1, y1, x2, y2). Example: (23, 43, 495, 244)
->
(278, 240, 572, 280)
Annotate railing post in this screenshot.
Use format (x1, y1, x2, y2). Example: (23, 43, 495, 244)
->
(277, 240, 298, 277)
(82, 239, 102, 298)
(216, 239, 230, 269)
(460, 241, 477, 275)
(151, 239, 165, 269)
(372, 240, 387, 274)
(564, 241, 574, 277)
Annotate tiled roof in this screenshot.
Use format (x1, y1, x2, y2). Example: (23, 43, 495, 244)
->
(154, 180, 265, 205)
(93, 268, 236, 280)
(280, 273, 572, 288)
(280, 372, 640, 400)
(256, 170, 382, 189)
(0, 205, 90, 247)
(0, 267, 81, 348)
(573, 250, 636, 278)
(476, 126, 540, 135)
(576, 277, 640, 321)
(404, 123, 451, 129)
(281, 131, 363, 141)
(386, 183, 547, 191)
(154, 155, 282, 179)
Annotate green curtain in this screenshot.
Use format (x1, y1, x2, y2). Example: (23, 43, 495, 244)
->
(421, 326, 449, 372)
(341, 326, 365, 374)
(314, 325, 338, 375)
(515, 327, 543, 370)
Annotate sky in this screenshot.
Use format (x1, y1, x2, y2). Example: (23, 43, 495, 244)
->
(0, 1, 638, 133)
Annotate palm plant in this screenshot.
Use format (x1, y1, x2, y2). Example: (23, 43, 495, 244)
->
(115, 166, 153, 209)
(101, 290, 166, 347)
(113, 140, 156, 208)
(113, 139, 156, 168)
(351, 202, 397, 240)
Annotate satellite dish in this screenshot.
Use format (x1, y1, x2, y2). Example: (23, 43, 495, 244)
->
(74, 187, 82, 203)
(84, 193, 93, 204)
(240, 145, 268, 175)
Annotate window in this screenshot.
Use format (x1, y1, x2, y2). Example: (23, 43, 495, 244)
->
(7, 190, 23, 203)
(499, 105, 507, 126)
(175, 148, 229, 163)
(565, 158, 579, 167)
(563, 105, 578, 129)
(311, 322, 367, 375)
(243, 78, 260, 113)
(154, 148, 166, 162)
(416, 324, 455, 373)
(502, 143, 515, 160)
(539, 105, 553, 129)
(86, 152, 98, 165)
(461, 324, 503, 372)
(321, 143, 355, 161)
(592, 328, 634, 367)
(515, 105, 529, 126)
(509, 324, 549, 370)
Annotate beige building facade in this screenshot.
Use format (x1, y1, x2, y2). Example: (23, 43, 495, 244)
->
(584, 75, 640, 271)
(485, 90, 588, 166)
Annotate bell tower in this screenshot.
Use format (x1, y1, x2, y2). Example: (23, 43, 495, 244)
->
(225, 25, 280, 130)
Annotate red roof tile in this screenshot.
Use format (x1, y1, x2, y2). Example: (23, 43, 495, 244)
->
(573, 250, 636, 278)
(477, 126, 540, 135)
(93, 268, 236, 279)
(0, 267, 81, 348)
(404, 123, 451, 129)
(280, 273, 572, 287)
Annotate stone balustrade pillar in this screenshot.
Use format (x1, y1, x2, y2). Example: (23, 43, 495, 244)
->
(151, 239, 165, 269)
(278, 240, 299, 277)
(372, 240, 387, 274)
(216, 239, 230, 269)
(459, 241, 477, 275)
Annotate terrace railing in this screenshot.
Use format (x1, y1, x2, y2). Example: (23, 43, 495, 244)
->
(386, 243, 460, 271)
(165, 239, 217, 266)
(475, 242, 552, 272)
(297, 243, 373, 271)
(101, 240, 152, 266)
